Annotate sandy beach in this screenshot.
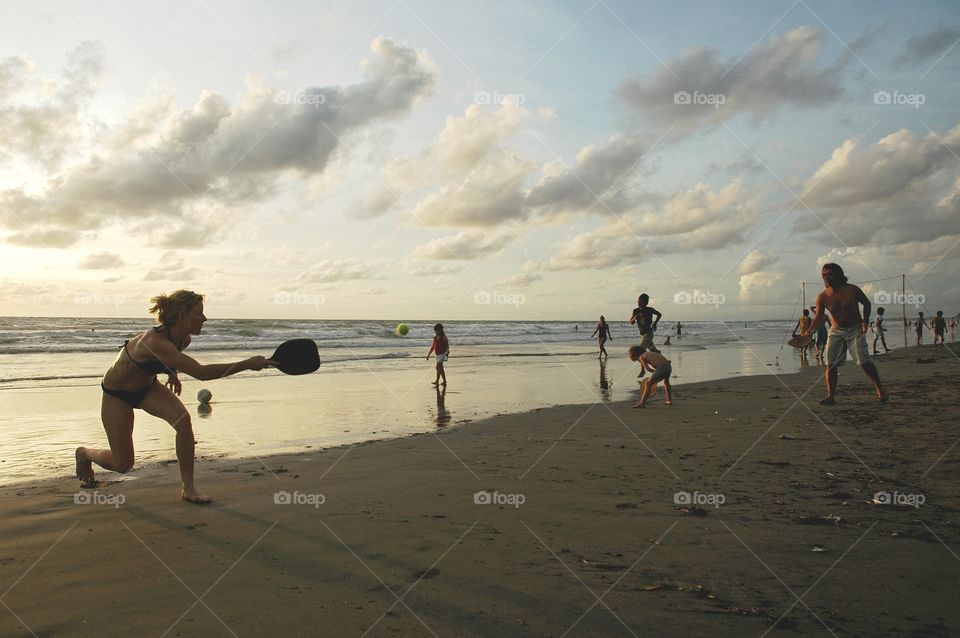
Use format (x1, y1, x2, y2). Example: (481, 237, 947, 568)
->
(2, 344, 958, 637)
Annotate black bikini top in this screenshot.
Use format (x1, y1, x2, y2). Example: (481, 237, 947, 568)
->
(122, 327, 181, 376)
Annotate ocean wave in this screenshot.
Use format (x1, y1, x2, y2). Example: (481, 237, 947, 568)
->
(0, 317, 799, 357)
(0, 373, 103, 384)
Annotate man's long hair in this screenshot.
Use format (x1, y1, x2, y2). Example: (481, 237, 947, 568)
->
(822, 263, 848, 285)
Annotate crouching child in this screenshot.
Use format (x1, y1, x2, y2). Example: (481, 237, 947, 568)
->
(628, 345, 673, 408)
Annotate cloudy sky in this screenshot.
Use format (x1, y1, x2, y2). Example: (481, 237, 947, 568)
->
(1, 0, 958, 320)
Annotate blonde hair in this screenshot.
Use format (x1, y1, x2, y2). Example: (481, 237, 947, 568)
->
(149, 290, 204, 326)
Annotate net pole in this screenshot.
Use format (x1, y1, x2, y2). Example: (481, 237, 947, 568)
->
(902, 274, 908, 360)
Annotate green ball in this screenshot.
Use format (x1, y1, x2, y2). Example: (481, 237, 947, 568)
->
(396, 323, 409, 336)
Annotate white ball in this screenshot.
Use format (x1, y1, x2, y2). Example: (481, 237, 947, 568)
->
(197, 388, 213, 404)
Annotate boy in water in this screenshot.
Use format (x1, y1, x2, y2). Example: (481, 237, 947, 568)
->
(916, 312, 929, 345)
(426, 323, 449, 386)
(803, 263, 887, 404)
(628, 345, 673, 408)
(872, 306, 889, 355)
(810, 306, 829, 361)
(933, 310, 947, 346)
(629, 293, 662, 353)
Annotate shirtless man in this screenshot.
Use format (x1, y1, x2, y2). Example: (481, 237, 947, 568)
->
(932, 311, 947, 346)
(803, 263, 888, 405)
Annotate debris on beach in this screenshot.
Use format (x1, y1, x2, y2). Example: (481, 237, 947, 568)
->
(811, 546, 828, 553)
(796, 514, 844, 526)
(410, 568, 440, 580)
(638, 582, 705, 594)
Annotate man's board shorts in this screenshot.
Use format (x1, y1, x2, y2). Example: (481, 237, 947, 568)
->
(437, 352, 448, 363)
(825, 326, 871, 367)
(816, 326, 828, 347)
(639, 331, 660, 353)
(649, 362, 672, 384)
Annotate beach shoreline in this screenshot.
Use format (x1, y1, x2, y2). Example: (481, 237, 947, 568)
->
(1, 336, 814, 486)
(2, 344, 959, 636)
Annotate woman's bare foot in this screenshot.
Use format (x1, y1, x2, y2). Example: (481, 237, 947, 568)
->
(664, 400, 673, 406)
(819, 397, 836, 405)
(75, 447, 96, 485)
(182, 488, 212, 505)
(633, 402, 645, 408)
(878, 389, 889, 403)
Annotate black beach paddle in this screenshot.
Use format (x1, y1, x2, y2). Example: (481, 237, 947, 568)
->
(269, 339, 321, 375)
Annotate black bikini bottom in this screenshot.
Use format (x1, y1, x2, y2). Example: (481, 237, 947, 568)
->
(102, 381, 156, 408)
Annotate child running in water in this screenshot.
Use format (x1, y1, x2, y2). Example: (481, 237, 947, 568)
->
(872, 306, 889, 355)
(933, 311, 947, 346)
(426, 323, 449, 386)
(628, 345, 673, 408)
(916, 312, 930, 345)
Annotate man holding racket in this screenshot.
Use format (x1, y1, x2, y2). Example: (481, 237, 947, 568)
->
(803, 264, 888, 405)
(75, 290, 272, 504)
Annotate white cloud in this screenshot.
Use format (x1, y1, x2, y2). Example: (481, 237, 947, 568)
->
(739, 271, 785, 303)
(618, 26, 851, 137)
(0, 42, 105, 169)
(400, 260, 464, 277)
(547, 180, 761, 270)
(738, 249, 778, 275)
(296, 258, 378, 283)
(412, 231, 514, 260)
(410, 150, 535, 227)
(358, 100, 649, 228)
(525, 134, 647, 215)
(355, 102, 528, 219)
(79, 251, 124, 269)
(895, 26, 960, 67)
(0, 38, 436, 249)
(796, 123, 960, 246)
(496, 261, 542, 287)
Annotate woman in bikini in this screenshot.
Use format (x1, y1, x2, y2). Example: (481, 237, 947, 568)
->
(75, 290, 270, 504)
(590, 315, 612, 359)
